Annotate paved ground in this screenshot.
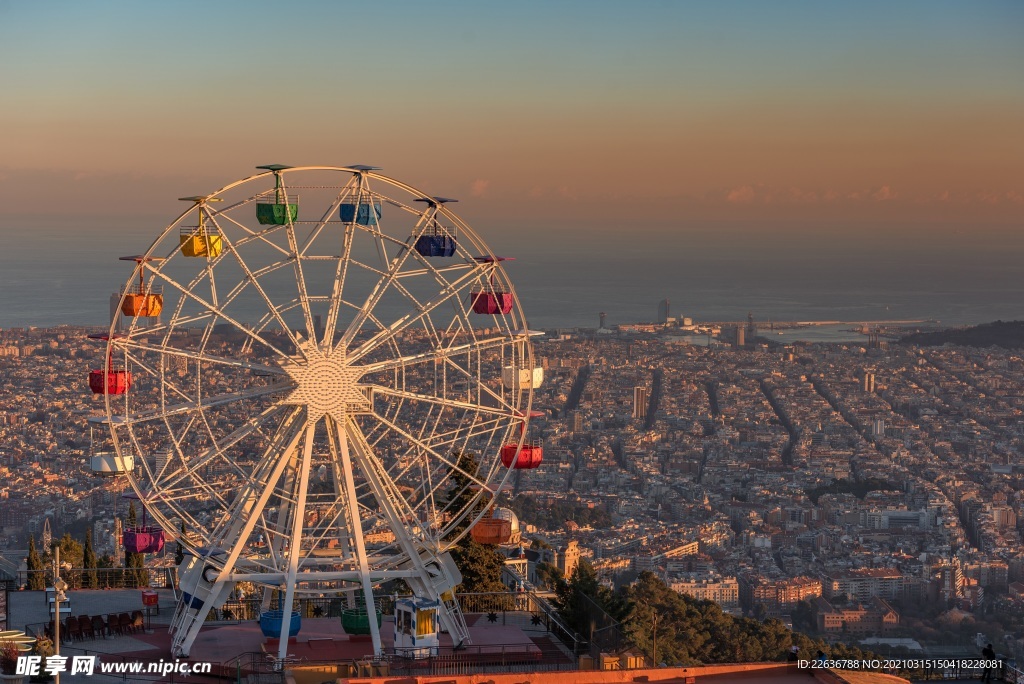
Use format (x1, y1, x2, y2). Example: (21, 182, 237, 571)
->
(8, 588, 177, 634)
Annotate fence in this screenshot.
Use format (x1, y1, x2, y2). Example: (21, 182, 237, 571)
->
(18, 567, 176, 590)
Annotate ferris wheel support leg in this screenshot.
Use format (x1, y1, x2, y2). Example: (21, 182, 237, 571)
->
(333, 416, 383, 658)
(344, 418, 470, 648)
(276, 420, 316, 664)
(262, 453, 299, 613)
(172, 582, 229, 658)
(327, 421, 357, 610)
(174, 412, 306, 657)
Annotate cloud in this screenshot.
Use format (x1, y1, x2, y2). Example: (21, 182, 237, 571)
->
(726, 185, 756, 204)
(787, 187, 818, 203)
(871, 185, 897, 201)
(470, 179, 489, 197)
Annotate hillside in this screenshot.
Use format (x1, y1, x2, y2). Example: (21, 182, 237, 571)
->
(900, 320, 1024, 349)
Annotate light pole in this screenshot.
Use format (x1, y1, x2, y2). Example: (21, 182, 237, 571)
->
(652, 611, 658, 668)
(52, 548, 68, 684)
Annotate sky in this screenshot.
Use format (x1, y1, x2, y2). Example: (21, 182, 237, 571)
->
(1, 1, 1022, 233)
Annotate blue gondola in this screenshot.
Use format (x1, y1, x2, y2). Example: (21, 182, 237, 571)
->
(340, 202, 382, 226)
(413, 197, 459, 256)
(415, 232, 457, 257)
(259, 609, 302, 638)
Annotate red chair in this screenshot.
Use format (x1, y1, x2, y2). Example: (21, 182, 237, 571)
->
(78, 615, 94, 640)
(63, 617, 80, 643)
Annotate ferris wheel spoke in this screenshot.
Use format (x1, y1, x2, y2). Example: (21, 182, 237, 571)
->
(321, 223, 356, 349)
(149, 268, 292, 361)
(207, 407, 306, 550)
(343, 417, 426, 540)
(331, 413, 397, 649)
(336, 219, 485, 355)
(210, 207, 292, 258)
(103, 383, 289, 427)
(157, 403, 289, 492)
(357, 333, 518, 377)
(370, 385, 519, 420)
(207, 215, 307, 353)
(114, 338, 285, 376)
(297, 179, 356, 258)
(362, 411, 491, 492)
(341, 264, 485, 363)
(276, 179, 317, 346)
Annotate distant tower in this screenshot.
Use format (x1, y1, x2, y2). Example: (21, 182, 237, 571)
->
(658, 299, 670, 324)
(599, 312, 607, 329)
(41, 517, 52, 551)
(734, 325, 745, 348)
(633, 386, 649, 420)
(746, 312, 756, 346)
(861, 369, 876, 393)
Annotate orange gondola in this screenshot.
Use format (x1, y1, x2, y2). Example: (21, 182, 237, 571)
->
(118, 256, 164, 318)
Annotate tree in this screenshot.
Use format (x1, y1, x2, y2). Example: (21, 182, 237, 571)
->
(535, 562, 564, 590)
(52, 533, 84, 568)
(450, 540, 507, 594)
(26, 536, 45, 590)
(124, 502, 148, 587)
(444, 451, 507, 594)
(83, 529, 98, 589)
(555, 558, 629, 640)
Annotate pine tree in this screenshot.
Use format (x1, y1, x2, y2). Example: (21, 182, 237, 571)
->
(26, 536, 45, 590)
(83, 530, 98, 589)
(124, 501, 148, 587)
(444, 451, 507, 595)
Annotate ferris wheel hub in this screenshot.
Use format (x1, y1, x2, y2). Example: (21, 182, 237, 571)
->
(279, 347, 370, 420)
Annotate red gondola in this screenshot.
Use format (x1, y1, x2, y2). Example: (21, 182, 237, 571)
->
(122, 494, 165, 554)
(123, 527, 165, 554)
(500, 410, 544, 470)
(87, 334, 131, 395)
(500, 440, 543, 469)
(470, 256, 515, 315)
(471, 289, 514, 315)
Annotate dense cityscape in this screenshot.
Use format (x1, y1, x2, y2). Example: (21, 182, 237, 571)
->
(2, 313, 1022, 660)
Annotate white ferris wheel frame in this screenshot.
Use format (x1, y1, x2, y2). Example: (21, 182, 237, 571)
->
(94, 166, 539, 659)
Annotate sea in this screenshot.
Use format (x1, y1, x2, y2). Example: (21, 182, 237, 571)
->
(3, 216, 1023, 342)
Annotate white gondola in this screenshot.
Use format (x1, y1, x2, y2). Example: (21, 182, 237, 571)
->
(502, 365, 544, 389)
(90, 452, 135, 475)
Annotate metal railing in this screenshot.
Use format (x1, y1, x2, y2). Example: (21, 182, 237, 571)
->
(17, 567, 175, 590)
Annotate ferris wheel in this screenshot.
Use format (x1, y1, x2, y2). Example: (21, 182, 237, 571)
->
(88, 165, 544, 660)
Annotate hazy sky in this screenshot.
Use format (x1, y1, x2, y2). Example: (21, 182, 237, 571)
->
(1, 1, 1022, 230)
